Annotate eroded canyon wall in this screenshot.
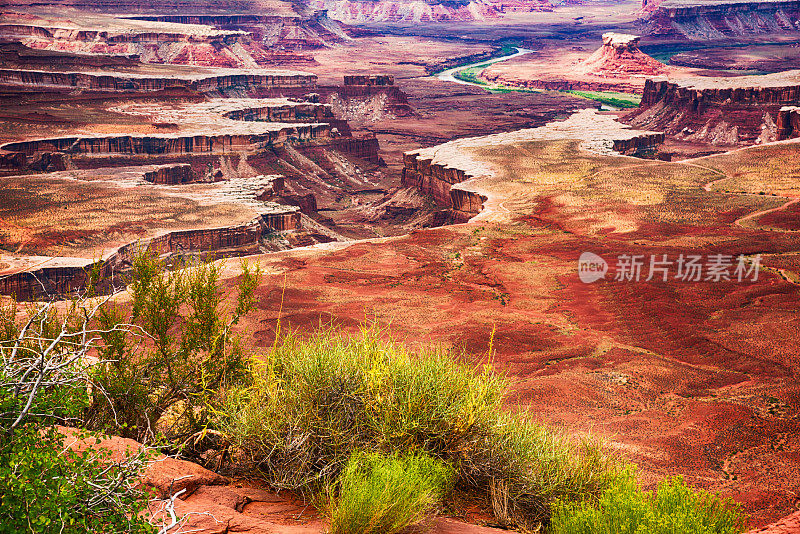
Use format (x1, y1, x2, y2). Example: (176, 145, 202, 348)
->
(624, 76, 800, 145)
(0, 68, 317, 94)
(1, 125, 332, 157)
(401, 151, 487, 222)
(0, 210, 301, 300)
(643, 0, 800, 40)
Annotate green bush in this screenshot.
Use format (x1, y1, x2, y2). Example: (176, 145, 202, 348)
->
(218, 325, 618, 530)
(551, 472, 746, 534)
(327, 451, 454, 534)
(0, 300, 152, 533)
(0, 427, 153, 534)
(86, 250, 260, 446)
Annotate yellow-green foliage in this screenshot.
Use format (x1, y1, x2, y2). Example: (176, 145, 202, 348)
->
(327, 451, 454, 534)
(218, 324, 618, 530)
(552, 472, 746, 534)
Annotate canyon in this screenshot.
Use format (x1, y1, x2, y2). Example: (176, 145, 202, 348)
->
(2, 0, 800, 532)
(315, 0, 554, 23)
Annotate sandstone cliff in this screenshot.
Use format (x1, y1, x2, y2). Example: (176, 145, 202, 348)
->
(0, 124, 332, 157)
(578, 33, 668, 77)
(642, 0, 800, 40)
(625, 72, 800, 145)
(0, 208, 301, 300)
(143, 163, 195, 184)
(0, 68, 316, 94)
(403, 110, 664, 224)
(314, 0, 551, 23)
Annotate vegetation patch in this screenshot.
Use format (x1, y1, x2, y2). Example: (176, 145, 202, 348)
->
(219, 325, 621, 531)
(326, 451, 454, 534)
(552, 473, 746, 534)
(565, 90, 642, 109)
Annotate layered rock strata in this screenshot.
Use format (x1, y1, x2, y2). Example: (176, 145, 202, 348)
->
(1, 124, 331, 157)
(643, 0, 800, 40)
(344, 74, 394, 86)
(143, 163, 195, 184)
(0, 208, 301, 300)
(126, 10, 347, 49)
(316, 0, 552, 23)
(777, 106, 800, 140)
(0, 68, 316, 94)
(625, 72, 800, 144)
(578, 32, 668, 77)
(403, 110, 664, 223)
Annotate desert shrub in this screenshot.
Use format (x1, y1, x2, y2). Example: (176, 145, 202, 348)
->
(85, 250, 261, 446)
(0, 427, 152, 534)
(218, 325, 618, 530)
(0, 300, 152, 533)
(551, 472, 746, 534)
(326, 451, 454, 534)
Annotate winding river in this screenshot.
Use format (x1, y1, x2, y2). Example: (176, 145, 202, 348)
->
(435, 47, 533, 87)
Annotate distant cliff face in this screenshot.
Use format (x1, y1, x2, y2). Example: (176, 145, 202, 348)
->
(641, 0, 800, 40)
(313, 0, 552, 23)
(623, 73, 800, 145)
(0, 11, 347, 69)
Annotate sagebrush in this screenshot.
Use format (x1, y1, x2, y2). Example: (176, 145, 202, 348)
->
(326, 451, 454, 534)
(218, 324, 619, 530)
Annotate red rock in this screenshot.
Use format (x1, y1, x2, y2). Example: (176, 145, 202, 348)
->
(744, 510, 800, 534)
(578, 33, 667, 77)
(143, 164, 195, 184)
(57, 427, 226, 499)
(142, 457, 227, 499)
(625, 74, 800, 145)
(643, 1, 800, 40)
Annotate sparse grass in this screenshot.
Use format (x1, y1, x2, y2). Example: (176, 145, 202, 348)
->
(326, 451, 454, 534)
(450, 66, 641, 108)
(552, 473, 746, 534)
(565, 90, 642, 109)
(218, 324, 620, 531)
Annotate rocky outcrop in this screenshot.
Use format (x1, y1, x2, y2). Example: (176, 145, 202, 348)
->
(127, 10, 348, 49)
(222, 101, 335, 123)
(744, 511, 800, 534)
(0, 209, 300, 300)
(0, 151, 26, 171)
(261, 210, 302, 231)
(1, 125, 331, 157)
(0, 42, 140, 69)
(625, 73, 800, 144)
(278, 193, 318, 214)
(143, 164, 195, 184)
(642, 0, 800, 40)
(329, 136, 382, 164)
(319, 84, 414, 121)
(56, 427, 520, 534)
(402, 151, 488, 222)
(0, 68, 316, 94)
(578, 32, 668, 77)
(777, 106, 800, 140)
(344, 74, 394, 86)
